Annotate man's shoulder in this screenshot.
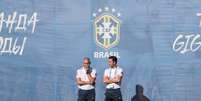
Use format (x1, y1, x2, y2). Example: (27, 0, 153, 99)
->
(117, 66, 123, 70)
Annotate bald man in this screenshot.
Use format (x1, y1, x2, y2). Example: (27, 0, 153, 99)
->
(76, 57, 96, 101)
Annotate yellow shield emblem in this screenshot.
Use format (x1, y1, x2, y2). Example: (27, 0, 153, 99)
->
(94, 13, 121, 49)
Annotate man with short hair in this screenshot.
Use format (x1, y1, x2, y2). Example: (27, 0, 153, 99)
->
(103, 56, 123, 101)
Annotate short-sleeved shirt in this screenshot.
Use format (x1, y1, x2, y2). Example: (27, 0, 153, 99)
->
(76, 67, 96, 90)
(104, 66, 123, 89)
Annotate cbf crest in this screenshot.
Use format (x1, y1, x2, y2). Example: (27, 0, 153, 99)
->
(92, 7, 121, 49)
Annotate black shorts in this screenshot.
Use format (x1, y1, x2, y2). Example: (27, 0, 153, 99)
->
(77, 89, 95, 101)
(105, 88, 123, 101)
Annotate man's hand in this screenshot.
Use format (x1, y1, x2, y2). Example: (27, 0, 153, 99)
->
(86, 69, 91, 74)
(87, 73, 96, 85)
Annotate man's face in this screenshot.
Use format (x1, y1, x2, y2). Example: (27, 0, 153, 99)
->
(108, 59, 116, 68)
(83, 59, 90, 68)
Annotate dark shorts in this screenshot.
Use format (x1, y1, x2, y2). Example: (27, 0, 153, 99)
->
(77, 89, 95, 101)
(105, 88, 123, 101)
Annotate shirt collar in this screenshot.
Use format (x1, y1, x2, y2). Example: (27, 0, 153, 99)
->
(110, 66, 118, 70)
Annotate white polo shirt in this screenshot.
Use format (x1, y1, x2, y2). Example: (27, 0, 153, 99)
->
(76, 67, 96, 90)
(104, 66, 123, 89)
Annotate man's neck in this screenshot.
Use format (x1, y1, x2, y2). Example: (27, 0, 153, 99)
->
(83, 66, 89, 70)
(110, 65, 117, 69)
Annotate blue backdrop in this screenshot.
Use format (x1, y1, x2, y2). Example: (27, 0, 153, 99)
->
(0, 0, 201, 101)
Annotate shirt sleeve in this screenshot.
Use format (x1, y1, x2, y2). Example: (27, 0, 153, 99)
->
(91, 69, 96, 78)
(104, 69, 109, 77)
(117, 68, 123, 77)
(76, 69, 80, 79)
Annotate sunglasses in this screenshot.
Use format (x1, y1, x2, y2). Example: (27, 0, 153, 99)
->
(83, 62, 90, 64)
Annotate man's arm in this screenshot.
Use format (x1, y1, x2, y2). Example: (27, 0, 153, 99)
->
(76, 77, 92, 85)
(87, 74, 96, 84)
(76, 70, 93, 85)
(103, 75, 123, 84)
(112, 68, 123, 83)
(103, 76, 113, 84)
(112, 75, 122, 83)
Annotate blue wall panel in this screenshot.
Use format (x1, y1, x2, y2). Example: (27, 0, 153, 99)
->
(0, 0, 201, 101)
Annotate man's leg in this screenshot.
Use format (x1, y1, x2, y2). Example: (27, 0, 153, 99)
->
(105, 89, 113, 101)
(77, 90, 86, 101)
(110, 89, 122, 101)
(86, 89, 95, 101)
(105, 95, 113, 101)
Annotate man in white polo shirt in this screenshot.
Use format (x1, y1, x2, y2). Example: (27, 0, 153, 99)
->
(76, 57, 96, 101)
(103, 56, 123, 101)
